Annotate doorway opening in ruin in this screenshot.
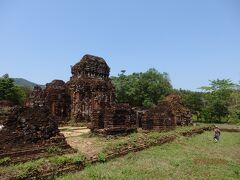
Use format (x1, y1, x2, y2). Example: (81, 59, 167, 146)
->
(138, 117, 142, 128)
(98, 113, 104, 129)
(136, 111, 144, 128)
(146, 118, 153, 129)
(113, 113, 126, 126)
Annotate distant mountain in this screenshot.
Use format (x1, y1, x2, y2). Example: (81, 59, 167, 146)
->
(13, 78, 44, 89)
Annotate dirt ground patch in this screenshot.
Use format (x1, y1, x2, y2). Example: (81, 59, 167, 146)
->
(60, 126, 90, 138)
(60, 127, 104, 158)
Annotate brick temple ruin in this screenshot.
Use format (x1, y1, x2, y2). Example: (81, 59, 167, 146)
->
(24, 54, 192, 134)
(26, 80, 71, 123)
(164, 94, 192, 126)
(0, 54, 194, 165)
(67, 54, 115, 122)
(142, 94, 192, 130)
(0, 106, 72, 161)
(23, 54, 137, 134)
(2, 54, 192, 139)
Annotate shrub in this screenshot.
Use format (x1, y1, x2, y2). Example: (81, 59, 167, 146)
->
(97, 152, 106, 162)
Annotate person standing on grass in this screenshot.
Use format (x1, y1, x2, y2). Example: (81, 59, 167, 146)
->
(213, 126, 221, 142)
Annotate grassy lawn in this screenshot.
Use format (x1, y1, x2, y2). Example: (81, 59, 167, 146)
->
(58, 132, 240, 180)
(0, 125, 207, 179)
(64, 125, 208, 158)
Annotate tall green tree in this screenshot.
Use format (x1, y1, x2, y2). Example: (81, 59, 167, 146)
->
(111, 68, 172, 108)
(200, 79, 236, 123)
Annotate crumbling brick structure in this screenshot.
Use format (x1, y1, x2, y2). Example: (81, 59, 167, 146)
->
(164, 94, 192, 125)
(25, 85, 44, 107)
(26, 81, 71, 123)
(0, 106, 71, 156)
(24, 54, 192, 134)
(67, 54, 137, 134)
(142, 94, 192, 131)
(43, 80, 71, 123)
(142, 101, 176, 131)
(0, 100, 13, 124)
(67, 54, 115, 122)
(91, 103, 137, 135)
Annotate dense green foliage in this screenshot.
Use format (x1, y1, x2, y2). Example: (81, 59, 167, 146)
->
(111, 68, 172, 108)
(0, 74, 30, 105)
(176, 79, 240, 124)
(112, 69, 239, 124)
(199, 79, 235, 123)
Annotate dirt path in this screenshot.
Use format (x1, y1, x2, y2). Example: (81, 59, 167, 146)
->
(60, 126, 90, 138)
(60, 127, 103, 158)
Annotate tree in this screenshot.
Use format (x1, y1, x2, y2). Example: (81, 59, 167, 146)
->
(111, 68, 172, 108)
(200, 79, 236, 123)
(174, 89, 205, 120)
(227, 84, 240, 124)
(0, 74, 26, 105)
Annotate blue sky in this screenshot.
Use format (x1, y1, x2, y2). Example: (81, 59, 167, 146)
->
(0, 0, 239, 90)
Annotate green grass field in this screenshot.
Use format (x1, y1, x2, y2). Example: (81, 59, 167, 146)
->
(58, 132, 240, 180)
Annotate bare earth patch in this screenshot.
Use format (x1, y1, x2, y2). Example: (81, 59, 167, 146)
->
(60, 127, 103, 158)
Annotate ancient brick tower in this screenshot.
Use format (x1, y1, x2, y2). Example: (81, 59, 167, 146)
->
(67, 54, 115, 122)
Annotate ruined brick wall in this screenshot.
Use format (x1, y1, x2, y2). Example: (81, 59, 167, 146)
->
(0, 100, 13, 124)
(142, 101, 176, 131)
(26, 82, 71, 123)
(105, 103, 137, 130)
(0, 106, 62, 152)
(142, 94, 192, 131)
(67, 54, 115, 122)
(90, 107, 105, 130)
(25, 85, 44, 107)
(71, 54, 110, 79)
(43, 80, 71, 123)
(164, 94, 192, 125)
(91, 103, 137, 135)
